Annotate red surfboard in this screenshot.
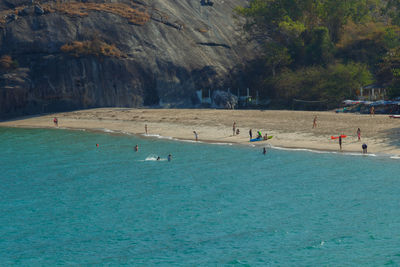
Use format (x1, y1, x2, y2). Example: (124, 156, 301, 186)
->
(331, 135, 347, 140)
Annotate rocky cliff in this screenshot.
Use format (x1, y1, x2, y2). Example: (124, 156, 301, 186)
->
(0, 0, 255, 118)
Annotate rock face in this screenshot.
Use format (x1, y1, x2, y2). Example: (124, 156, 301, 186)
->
(0, 0, 255, 118)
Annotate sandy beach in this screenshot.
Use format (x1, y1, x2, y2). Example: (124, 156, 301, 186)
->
(1, 108, 400, 155)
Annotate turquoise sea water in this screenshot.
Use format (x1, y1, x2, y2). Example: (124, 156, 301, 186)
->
(1, 127, 400, 266)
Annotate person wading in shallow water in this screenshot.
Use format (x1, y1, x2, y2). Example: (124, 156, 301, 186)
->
(263, 147, 267, 155)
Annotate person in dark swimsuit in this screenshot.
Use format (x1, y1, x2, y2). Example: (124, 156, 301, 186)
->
(339, 136, 342, 151)
(362, 143, 367, 154)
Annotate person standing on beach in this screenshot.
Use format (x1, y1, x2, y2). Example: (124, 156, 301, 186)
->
(193, 131, 198, 141)
(370, 106, 375, 116)
(53, 117, 58, 127)
(233, 122, 236, 136)
(249, 129, 252, 140)
(312, 116, 317, 128)
(339, 135, 342, 151)
(357, 128, 361, 141)
(145, 124, 148, 135)
(134, 145, 138, 152)
(362, 143, 368, 154)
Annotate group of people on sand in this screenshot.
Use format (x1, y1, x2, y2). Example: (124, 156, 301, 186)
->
(232, 122, 240, 136)
(248, 128, 269, 140)
(312, 116, 368, 154)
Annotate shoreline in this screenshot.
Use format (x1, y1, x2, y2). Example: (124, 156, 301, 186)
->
(1, 108, 400, 157)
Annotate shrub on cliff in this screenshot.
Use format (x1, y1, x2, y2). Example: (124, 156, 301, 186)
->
(0, 55, 18, 71)
(61, 39, 123, 58)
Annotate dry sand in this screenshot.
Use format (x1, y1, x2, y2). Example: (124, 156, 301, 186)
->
(2, 108, 400, 155)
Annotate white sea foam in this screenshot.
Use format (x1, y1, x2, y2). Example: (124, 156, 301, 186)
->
(101, 128, 116, 133)
(143, 133, 174, 140)
(210, 142, 233, 146)
(145, 155, 166, 161)
(271, 146, 332, 154)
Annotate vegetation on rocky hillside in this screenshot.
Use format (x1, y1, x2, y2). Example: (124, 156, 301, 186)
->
(236, 0, 400, 108)
(43, 2, 150, 25)
(61, 39, 123, 58)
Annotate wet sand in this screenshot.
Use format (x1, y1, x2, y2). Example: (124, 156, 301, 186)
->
(2, 108, 400, 155)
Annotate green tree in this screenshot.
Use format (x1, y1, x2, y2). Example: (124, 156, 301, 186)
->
(273, 63, 373, 108)
(264, 42, 292, 77)
(305, 26, 334, 66)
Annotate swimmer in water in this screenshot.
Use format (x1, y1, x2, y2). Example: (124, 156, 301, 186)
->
(157, 156, 160, 161)
(168, 154, 172, 162)
(134, 145, 138, 152)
